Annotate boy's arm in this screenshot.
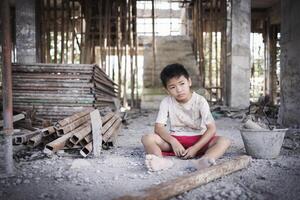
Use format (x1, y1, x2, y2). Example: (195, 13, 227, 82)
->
(193, 122, 216, 150)
(183, 122, 216, 159)
(155, 123, 185, 157)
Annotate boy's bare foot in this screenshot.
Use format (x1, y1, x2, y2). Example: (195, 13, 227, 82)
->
(145, 154, 174, 172)
(190, 157, 216, 170)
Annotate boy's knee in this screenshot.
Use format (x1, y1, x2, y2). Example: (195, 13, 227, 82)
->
(218, 136, 231, 147)
(141, 134, 155, 144)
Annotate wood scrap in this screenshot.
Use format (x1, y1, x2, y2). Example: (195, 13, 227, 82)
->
(118, 156, 251, 200)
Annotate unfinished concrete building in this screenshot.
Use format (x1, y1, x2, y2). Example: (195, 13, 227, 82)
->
(0, 0, 300, 199)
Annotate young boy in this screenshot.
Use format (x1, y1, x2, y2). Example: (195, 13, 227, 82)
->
(141, 63, 231, 172)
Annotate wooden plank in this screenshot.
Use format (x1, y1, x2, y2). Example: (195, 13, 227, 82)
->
(90, 109, 102, 157)
(118, 156, 251, 200)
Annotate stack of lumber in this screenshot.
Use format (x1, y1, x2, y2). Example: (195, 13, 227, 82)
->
(11, 63, 118, 121)
(43, 109, 122, 157)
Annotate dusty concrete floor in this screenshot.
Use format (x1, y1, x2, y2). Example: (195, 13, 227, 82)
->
(0, 110, 299, 200)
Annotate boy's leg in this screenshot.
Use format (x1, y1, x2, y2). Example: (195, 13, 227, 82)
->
(193, 136, 231, 170)
(204, 136, 231, 159)
(141, 133, 173, 156)
(141, 134, 174, 171)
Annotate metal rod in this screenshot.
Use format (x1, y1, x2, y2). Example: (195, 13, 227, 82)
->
(55, 114, 91, 136)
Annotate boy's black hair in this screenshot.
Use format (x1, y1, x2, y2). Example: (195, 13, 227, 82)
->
(160, 63, 190, 88)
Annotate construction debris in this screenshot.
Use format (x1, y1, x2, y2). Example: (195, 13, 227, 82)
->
(12, 109, 122, 158)
(118, 156, 251, 200)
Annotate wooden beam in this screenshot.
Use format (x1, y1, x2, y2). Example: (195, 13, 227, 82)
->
(90, 109, 102, 157)
(118, 156, 251, 200)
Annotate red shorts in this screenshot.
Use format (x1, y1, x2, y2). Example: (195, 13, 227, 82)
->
(162, 134, 218, 156)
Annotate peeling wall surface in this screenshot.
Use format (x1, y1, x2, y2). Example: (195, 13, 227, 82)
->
(15, 0, 36, 63)
(279, 0, 300, 127)
(141, 36, 198, 109)
(227, 0, 251, 109)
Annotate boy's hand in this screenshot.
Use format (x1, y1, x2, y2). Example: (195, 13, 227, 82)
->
(182, 146, 198, 159)
(170, 138, 185, 157)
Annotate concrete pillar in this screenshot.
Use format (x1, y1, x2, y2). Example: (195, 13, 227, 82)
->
(15, 0, 36, 63)
(279, 0, 300, 127)
(226, 0, 251, 108)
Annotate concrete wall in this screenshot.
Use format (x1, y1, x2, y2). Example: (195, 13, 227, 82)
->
(279, 0, 300, 127)
(226, 0, 251, 109)
(15, 0, 36, 63)
(141, 36, 198, 109)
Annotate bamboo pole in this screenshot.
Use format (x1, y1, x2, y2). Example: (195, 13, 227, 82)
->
(220, 0, 226, 103)
(133, 0, 138, 107)
(71, 0, 75, 63)
(107, 0, 112, 76)
(66, 0, 70, 63)
(151, 0, 156, 87)
(54, 0, 58, 63)
(98, 0, 103, 68)
(208, 0, 213, 103)
(129, 0, 135, 108)
(40, 0, 45, 63)
(80, 0, 84, 63)
(193, 1, 198, 62)
(200, 0, 205, 87)
(123, 0, 129, 108)
(46, 0, 51, 62)
(103, 0, 110, 72)
(61, 0, 65, 63)
(117, 1, 122, 99)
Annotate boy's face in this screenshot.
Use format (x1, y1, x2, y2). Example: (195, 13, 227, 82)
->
(165, 75, 192, 103)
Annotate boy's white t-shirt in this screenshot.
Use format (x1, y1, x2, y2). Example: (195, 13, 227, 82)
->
(155, 92, 214, 136)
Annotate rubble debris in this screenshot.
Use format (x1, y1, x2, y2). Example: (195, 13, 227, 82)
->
(242, 118, 268, 130)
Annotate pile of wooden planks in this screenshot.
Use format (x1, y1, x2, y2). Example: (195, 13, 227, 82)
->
(11, 63, 118, 121)
(42, 109, 122, 157)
